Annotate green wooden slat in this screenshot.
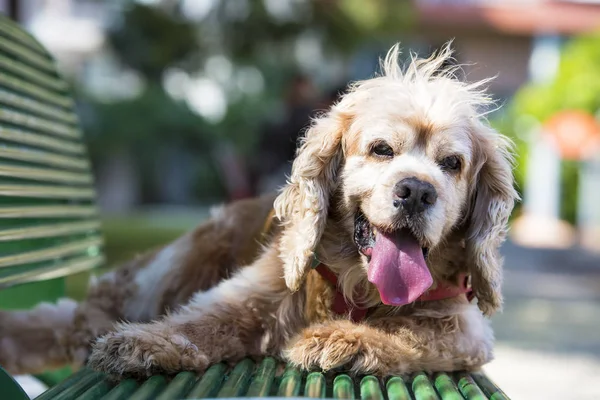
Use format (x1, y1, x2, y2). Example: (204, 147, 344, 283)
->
(156, 371, 198, 400)
(74, 379, 112, 400)
(0, 15, 48, 54)
(46, 370, 103, 400)
(0, 89, 77, 124)
(0, 254, 104, 289)
(0, 108, 80, 139)
(102, 379, 140, 400)
(129, 376, 167, 400)
(360, 376, 384, 400)
(0, 236, 102, 268)
(304, 372, 326, 398)
(0, 164, 92, 185)
(0, 184, 95, 200)
(333, 374, 355, 399)
(0, 205, 98, 218)
(455, 373, 487, 400)
(185, 364, 228, 399)
(386, 376, 411, 400)
(0, 220, 100, 241)
(246, 357, 277, 397)
(0, 125, 84, 154)
(433, 373, 464, 400)
(0, 145, 88, 171)
(0, 35, 56, 72)
(0, 54, 67, 91)
(412, 373, 440, 400)
(471, 372, 509, 400)
(0, 73, 73, 109)
(33, 367, 508, 400)
(217, 358, 254, 397)
(34, 368, 91, 400)
(276, 366, 302, 397)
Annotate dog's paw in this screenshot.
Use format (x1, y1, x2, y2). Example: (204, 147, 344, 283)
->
(87, 323, 208, 377)
(284, 323, 362, 371)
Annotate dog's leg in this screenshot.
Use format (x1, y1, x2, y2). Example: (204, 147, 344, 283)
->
(284, 306, 493, 375)
(0, 195, 277, 375)
(87, 248, 299, 378)
(0, 265, 135, 375)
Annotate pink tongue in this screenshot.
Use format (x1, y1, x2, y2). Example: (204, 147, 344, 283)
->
(367, 230, 433, 306)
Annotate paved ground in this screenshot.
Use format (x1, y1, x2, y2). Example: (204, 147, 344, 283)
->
(484, 242, 600, 399)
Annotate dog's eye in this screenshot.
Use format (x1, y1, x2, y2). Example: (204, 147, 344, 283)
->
(440, 155, 461, 172)
(371, 142, 394, 158)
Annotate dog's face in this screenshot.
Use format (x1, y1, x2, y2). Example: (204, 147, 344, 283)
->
(342, 101, 475, 252)
(340, 96, 478, 306)
(275, 44, 517, 316)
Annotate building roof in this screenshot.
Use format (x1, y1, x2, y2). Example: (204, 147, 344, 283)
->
(415, 0, 600, 35)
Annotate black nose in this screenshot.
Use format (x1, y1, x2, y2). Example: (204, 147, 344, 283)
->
(393, 177, 437, 215)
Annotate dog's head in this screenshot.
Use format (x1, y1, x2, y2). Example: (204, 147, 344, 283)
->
(274, 44, 517, 316)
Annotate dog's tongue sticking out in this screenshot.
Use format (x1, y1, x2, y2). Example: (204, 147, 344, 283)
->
(367, 230, 433, 306)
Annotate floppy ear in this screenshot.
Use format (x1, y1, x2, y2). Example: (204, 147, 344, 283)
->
(466, 125, 518, 316)
(274, 110, 349, 291)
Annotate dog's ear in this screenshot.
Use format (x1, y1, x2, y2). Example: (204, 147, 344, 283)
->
(466, 125, 518, 317)
(274, 110, 349, 291)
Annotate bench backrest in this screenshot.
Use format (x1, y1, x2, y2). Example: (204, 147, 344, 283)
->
(0, 14, 103, 308)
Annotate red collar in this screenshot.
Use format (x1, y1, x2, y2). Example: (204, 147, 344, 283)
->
(314, 263, 473, 322)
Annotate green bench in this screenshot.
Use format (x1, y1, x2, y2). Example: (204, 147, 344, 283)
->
(0, 14, 510, 400)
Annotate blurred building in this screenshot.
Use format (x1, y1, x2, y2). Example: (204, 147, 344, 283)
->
(412, 0, 600, 100)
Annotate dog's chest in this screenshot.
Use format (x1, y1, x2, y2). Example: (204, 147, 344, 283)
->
(303, 270, 336, 323)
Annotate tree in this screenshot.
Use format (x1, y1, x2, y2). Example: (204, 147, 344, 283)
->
(77, 0, 414, 204)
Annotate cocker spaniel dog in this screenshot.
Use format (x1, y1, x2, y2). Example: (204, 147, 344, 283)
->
(0, 44, 517, 378)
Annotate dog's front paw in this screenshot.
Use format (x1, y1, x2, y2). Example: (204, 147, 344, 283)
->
(87, 323, 208, 377)
(284, 322, 362, 371)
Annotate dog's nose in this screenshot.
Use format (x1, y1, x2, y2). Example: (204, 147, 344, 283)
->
(393, 177, 437, 215)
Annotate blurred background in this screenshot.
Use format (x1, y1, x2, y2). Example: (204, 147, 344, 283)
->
(2, 0, 600, 398)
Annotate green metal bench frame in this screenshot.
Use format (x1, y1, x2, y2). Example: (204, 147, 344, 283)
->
(0, 14, 510, 400)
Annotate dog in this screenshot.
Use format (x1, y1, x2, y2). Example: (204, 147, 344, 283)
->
(0, 43, 517, 378)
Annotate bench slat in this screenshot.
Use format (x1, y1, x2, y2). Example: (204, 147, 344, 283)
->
(0, 205, 97, 218)
(0, 125, 84, 154)
(0, 108, 80, 139)
(0, 164, 92, 184)
(0, 184, 95, 199)
(0, 254, 104, 288)
(0, 35, 57, 73)
(45, 359, 510, 399)
(0, 146, 89, 171)
(0, 73, 73, 109)
(0, 15, 48, 54)
(0, 53, 67, 91)
(0, 89, 77, 124)
(0, 220, 100, 241)
(0, 236, 103, 268)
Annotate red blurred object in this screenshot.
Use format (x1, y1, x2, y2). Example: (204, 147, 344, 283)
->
(543, 110, 600, 161)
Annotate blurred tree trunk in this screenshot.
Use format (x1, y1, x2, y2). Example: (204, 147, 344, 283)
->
(7, 0, 20, 22)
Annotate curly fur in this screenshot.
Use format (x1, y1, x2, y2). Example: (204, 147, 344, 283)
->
(0, 43, 517, 378)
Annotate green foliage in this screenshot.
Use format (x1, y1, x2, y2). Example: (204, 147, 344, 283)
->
(108, 4, 199, 80)
(82, 85, 212, 154)
(513, 33, 600, 121)
(80, 1, 414, 203)
(499, 32, 600, 223)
